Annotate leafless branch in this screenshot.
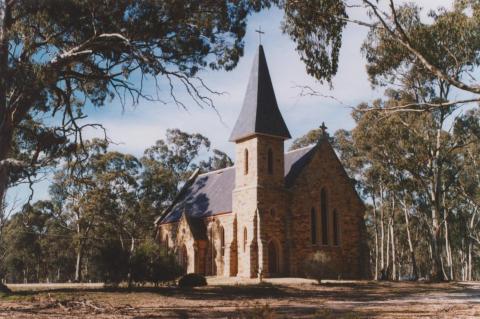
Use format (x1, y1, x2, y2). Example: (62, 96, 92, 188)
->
(294, 84, 355, 109)
(358, 98, 480, 113)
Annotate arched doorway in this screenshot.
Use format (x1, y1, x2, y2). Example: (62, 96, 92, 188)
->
(268, 240, 279, 276)
(178, 245, 188, 273)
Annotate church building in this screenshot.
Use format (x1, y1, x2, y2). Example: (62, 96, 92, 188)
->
(155, 45, 367, 278)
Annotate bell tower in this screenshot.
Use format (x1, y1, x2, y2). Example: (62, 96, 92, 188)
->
(230, 45, 291, 277)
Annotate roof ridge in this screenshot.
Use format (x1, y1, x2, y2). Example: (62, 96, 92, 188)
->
(197, 166, 235, 177)
(285, 144, 315, 154)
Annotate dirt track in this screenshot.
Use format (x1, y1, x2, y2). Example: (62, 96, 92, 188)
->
(1, 280, 479, 318)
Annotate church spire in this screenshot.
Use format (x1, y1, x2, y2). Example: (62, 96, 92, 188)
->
(229, 45, 291, 142)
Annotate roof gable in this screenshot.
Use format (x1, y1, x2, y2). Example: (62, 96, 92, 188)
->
(160, 167, 235, 224)
(292, 139, 365, 209)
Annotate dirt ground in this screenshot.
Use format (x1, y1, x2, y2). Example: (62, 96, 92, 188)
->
(1, 279, 479, 318)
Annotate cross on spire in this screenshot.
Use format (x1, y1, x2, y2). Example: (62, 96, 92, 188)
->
(320, 122, 328, 137)
(255, 26, 265, 45)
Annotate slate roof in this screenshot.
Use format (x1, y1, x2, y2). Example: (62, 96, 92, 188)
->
(159, 145, 316, 224)
(229, 45, 291, 141)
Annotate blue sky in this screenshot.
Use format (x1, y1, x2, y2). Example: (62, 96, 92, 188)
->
(7, 1, 456, 209)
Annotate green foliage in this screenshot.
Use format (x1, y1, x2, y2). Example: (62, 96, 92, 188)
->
(289, 128, 322, 151)
(130, 239, 182, 286)
(196, 149, 234, 173)
(178, 273, 207, 288)
(363, 2, 480, 90)
(281, 0, 347, 84)
(2, 201, 75, 283)
(0, 0, 274, 222)
(140, 129, 211, 210)
(90, 240, 129, 285)
(1, 128, 231, 284)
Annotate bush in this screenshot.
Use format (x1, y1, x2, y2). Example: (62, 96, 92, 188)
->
(131, 239, 183, 286)
(178, 273, 207, 288)
(90, 238, 183, 287)
(303, 251, 335, 284)
(0, 282, 12, 295)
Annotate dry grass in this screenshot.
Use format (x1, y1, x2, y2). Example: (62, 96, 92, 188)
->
(0, 280, 479, 318)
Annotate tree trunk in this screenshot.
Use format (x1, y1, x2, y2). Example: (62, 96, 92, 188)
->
(127, 236, 135, 289)
(372, 193, 379, 280)
(468, 240, 472, 281)
(380, 185, 385, 279)
(75, 244, 84, 282)
(0, 83, 11, 234)
(0, 0, 12, 211)
(402, 203, 418, 280)
(428, 122, 445, 282)
(431, 223, 444, 281)
(0, 2, 13, 295)
(390, 218, 396, 280)
(386, 214, 390, 279)
(444, 219, 453, 280)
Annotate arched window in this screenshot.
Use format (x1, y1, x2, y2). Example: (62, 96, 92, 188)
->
(220, 226, 225, 256)
(267, 148, 273, 175)
(321, 188, 329, 245)
(310, 207, 317, 244)
(244, 149, 249, 175)
(243, 227, 248, 252)
(333, 209, 340, 246)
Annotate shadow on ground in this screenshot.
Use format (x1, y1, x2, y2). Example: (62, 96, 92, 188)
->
(2, 281, 480, 318)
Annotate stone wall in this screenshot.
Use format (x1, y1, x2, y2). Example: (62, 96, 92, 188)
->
(158, 212, 237, 277)
(233, 134, 287, 278)
(287, 140, 366, 279)
(157, 137, 367, 280)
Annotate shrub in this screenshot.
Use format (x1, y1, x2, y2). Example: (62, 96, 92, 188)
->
(131, 239, 183, 286)
(0, 283, 12, 295)
(303, 251, 335, 284)
(178, 273, 207, 288)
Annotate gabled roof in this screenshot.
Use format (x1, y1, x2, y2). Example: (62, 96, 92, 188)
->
(284, 143, 319, 188)
(160, 167, 235, 224)
(158, 146, 315, 224)
(229, 45, 291, 142)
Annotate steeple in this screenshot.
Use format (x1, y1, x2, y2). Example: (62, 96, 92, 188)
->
(229, 45, 291, 142)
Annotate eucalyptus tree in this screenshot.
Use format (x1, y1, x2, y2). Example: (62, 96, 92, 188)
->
(281, 0, 480, 110)
(91, 150, 146, 286)
(140, 129, 211, 210)
(196, 149, 234, 173)
(49, 139, 110, 282)
(0, 0, 280, 218)
(453, 109, 480, 280)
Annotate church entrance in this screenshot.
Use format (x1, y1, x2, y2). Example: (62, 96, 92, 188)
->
(178, 245, 188, 274)
(268, 240, 279, 276)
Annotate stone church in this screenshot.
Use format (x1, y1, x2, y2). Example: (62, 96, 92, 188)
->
(155, 45, 366, 278)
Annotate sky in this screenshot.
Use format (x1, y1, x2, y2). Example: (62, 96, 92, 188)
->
(7, 0, 456, 209)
